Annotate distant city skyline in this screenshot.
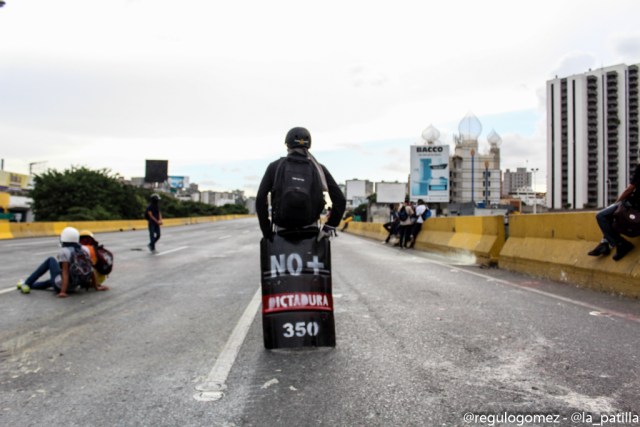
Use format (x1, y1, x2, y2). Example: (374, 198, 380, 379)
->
(2, 1, 640, 196)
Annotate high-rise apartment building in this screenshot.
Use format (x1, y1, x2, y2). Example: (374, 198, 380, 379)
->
(547, 64, 640, 209)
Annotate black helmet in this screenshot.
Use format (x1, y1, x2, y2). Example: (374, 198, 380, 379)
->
(285, 127, 311, 149)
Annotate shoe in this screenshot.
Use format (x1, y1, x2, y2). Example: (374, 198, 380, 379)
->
(17, 280, 30, 294)
(588, 242, 611, 256)
(613, 240, 634, 261)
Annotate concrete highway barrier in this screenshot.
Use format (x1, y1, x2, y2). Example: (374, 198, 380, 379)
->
(0, 215, 253, 240)
(343, 212, 639, 299)
(499, 212, 640, 298)
(342, 215, 505, 266)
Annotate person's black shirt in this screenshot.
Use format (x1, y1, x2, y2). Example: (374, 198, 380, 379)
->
(256, 151, 346, 239)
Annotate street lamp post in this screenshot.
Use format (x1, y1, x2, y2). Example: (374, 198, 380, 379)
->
(484, 160, 489, 207)
(470, 148, 475, 205)
(29, 161, 47, 176)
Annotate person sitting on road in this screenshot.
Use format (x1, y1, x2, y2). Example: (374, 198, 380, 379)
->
(79, 230, 111, 291)
(17, 227, 108, 297)
(588, 164, 640, 261)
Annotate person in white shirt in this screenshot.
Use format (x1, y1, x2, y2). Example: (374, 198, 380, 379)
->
(407, 199, 429, 249)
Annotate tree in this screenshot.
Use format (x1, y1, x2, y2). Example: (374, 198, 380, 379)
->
(30, 166, 248, 221)
(31, 167, 142, 221)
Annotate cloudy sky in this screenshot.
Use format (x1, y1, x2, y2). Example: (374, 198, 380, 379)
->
(1, 0, 640, 195)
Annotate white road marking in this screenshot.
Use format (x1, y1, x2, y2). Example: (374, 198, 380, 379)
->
(194, 286, 262, 402)
(155, 246, 188, 257)
(3, 240, 56, 248)
(0, 287, 17, 295)
(218, 235, 231, 240)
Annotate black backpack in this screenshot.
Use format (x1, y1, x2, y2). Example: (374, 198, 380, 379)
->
(271, 156, 325, 228)
(94, 244, 114, 275)
(69, 247, 94, 290)
(398, 206, 408, 221)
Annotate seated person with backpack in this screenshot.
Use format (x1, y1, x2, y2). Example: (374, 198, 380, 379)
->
(256, 127, 346, 241)
(80, 230, 112, 290)
(17, 227, 108, 297)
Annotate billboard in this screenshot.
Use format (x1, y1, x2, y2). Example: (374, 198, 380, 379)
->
(345, 180, 372, 199)
(145, 160, 168, 183)
(376, 182, 407, 204)
(168, 176, 188, 189)
(410, 145, 450, 202)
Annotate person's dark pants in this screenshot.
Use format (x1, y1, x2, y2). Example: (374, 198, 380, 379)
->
(383, 221, 399, 243)
(148, 222, 161, 250)
(596, 203, 625, 246)
(408, 222, 423, 248)
(398, 225, 412, 247)
(26, 257, 61, 291)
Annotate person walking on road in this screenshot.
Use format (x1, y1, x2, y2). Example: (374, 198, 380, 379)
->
(146, 193, 163, 253)
(256, 127, 346, 241)
(588, 164, 640, 261)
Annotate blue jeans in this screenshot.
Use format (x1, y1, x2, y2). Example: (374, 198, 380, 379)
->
(26, 257, 61, 291)
(148, 222, 161, 250)
(596, 203, 624, 247)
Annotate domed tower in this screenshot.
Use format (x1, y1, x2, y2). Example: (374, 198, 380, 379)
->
(457, 111, 482, 148)
(487, 128, 502, 166)
(421, 125, 440, 145)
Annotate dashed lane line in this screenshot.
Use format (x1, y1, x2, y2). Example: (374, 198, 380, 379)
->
(155, 246, 189, 257)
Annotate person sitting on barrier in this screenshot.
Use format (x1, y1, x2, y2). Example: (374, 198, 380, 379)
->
(256, 127, 346, 241)
(341, 211, 353, 232)
(407, 199, 429, 249)
(383, 204, 400, 244)
(588, 164, 640, 261)
(396, 198, 414, 248)
(16, 227, 107, 297)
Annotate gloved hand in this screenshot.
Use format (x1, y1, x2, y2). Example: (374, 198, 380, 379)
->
(317, 224, 337, 242)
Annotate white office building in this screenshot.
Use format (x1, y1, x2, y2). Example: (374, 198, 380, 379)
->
(547, 64, 640, 209)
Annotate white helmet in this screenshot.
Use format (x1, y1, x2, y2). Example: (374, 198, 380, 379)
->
(60, 227, 80, 243)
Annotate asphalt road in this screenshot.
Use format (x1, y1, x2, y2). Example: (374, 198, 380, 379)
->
(1, 218, 639, 427)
